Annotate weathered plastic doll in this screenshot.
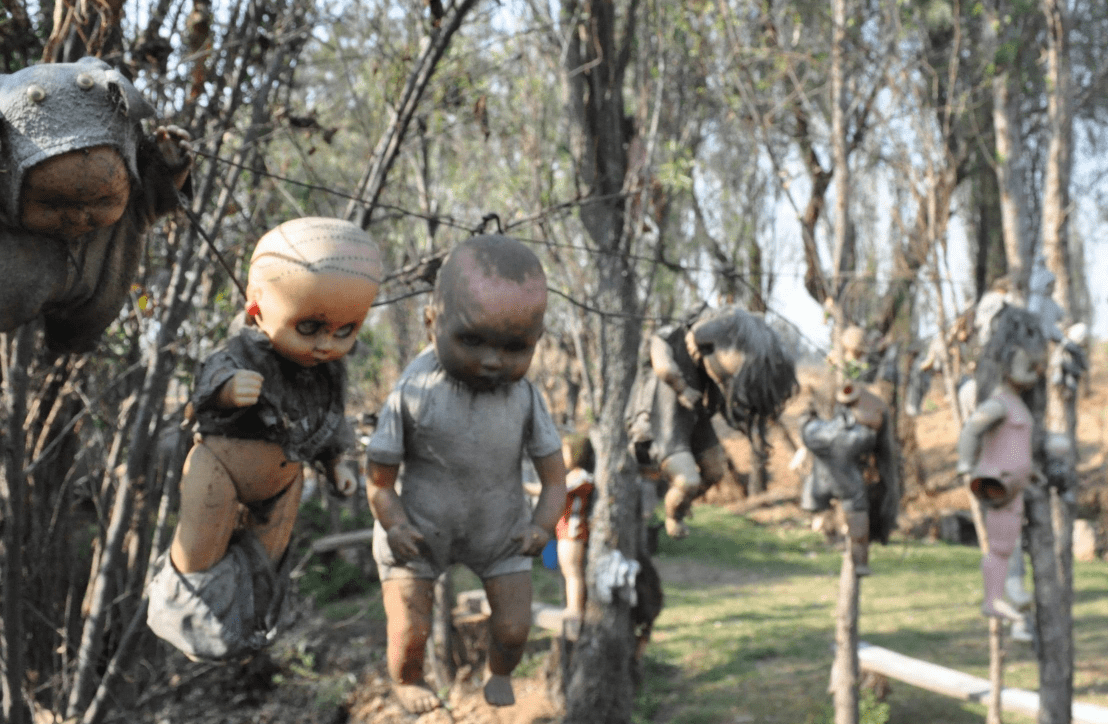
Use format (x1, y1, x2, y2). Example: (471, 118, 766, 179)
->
(147, 217, 382, 660)
(556, 433, 595, 628)
(0, 57, 194, 352)
(367, 234, 567, 713)
(799, 381, 898, 576)
(626, 306, 796, 538)
(957, 306, 1047, 622)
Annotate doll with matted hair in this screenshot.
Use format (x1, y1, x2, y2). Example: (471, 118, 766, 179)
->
(957, 305, 1047, 622)
(147, 217, 383, 661)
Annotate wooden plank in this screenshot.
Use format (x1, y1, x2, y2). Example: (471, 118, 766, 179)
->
(310, 528, 373, 553)
(455, 589, 569, 635)
(858, 642, 1108, 724)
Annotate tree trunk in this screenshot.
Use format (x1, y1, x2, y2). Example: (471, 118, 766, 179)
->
(1040, 0, 1075, 320)
(560, 1, 644, 721)
(987, 618, 1004, 724)
(0, 325, 35, 724)
(830, 549, 859, 724)
(984, 0, 1034, 297)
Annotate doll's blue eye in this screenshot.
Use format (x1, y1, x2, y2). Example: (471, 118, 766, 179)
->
(334, 324, 355, 339)
(296, 320, 323, 335)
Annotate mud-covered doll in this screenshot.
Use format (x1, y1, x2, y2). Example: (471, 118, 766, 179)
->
(147, 217, 383, 660)
(957, 305, 1047, 622)
(367, 234, 566, 713)
(799, 381, 899, 576)
(626, 306, 797, 539)
(556, 433, 596, 630)
(0, 57, 193, 352)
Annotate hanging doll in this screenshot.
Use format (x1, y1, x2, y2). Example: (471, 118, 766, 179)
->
(556, 432, 595, 631)
(799, 380, 899, 576)
(957, 305, 1047, 622)
(625, 305, 797, 538)
(147, 217, 383, 661)
(0, 57, 193, 352)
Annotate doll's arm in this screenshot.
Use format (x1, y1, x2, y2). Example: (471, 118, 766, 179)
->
(515, 451, 567, 556)
(214, 370, 264, 408)
(956, 397, 1007, 475)
(368, 461, 426, 560)
(650, 334, 700, 410)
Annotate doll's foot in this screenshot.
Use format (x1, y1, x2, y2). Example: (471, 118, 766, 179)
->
(982, 598, 1025, 623)
(393, 682, 441, 714)
(664, 516, 689, 539)
(483, 674, 515, 707)
(1009, 615, 1033, 643)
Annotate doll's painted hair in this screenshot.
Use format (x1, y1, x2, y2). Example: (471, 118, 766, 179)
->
(693, 307, 799, 435)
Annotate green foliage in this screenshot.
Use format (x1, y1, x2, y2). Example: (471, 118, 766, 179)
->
(804, 690, 890, 724)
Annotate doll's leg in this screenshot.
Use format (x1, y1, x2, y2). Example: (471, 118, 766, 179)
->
(381, 577, 439, 713)
(483, 570, 533, 707)
(200, 437, 304, 563)
(981, 493, 1024, 621)
(247, 469, 304, 563)
(557, 538, 587, 616)
(169, 442, 240, 573)
(1004, 534, 1032, 609)
(661, 451, 702, 539)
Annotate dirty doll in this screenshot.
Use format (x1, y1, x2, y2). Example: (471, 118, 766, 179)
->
(367, 234, 566, 713)
(957, 305, 1047, 622)
(556, 433, 596, 630)
(626, 306, 796, 538)
(800, 381, 898, 576)
(147, 217, 383, 660)
(0, 57, 193, 352)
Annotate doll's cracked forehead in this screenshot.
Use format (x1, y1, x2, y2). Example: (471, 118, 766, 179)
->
(247, 217, 383, 289)
(434, 235, 547, 321)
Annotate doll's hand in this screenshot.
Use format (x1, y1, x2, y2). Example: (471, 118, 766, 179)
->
(514, 524, 551, 557)
(218, 370, 263, 408)
(326, 460, 359, 497)
(387, 523, 427, 562)
(677, 385, 701, 410)
(154, 125, 193, 175)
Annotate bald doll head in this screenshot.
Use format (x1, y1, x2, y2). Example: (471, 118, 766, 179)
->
(245, 217, 383, 367)
(426, 234, 547, 391)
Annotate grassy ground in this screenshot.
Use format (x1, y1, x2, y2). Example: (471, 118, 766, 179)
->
(637, 505, 1108, 724)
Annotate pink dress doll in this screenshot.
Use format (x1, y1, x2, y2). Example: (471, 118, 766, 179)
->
(957, 306, 1046, 622)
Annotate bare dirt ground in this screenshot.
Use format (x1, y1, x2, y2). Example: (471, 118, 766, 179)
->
(133, 349, 1108, 724)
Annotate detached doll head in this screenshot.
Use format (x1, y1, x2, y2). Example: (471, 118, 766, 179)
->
(245, 217, 383, 367)
(426, 234, 547, 391)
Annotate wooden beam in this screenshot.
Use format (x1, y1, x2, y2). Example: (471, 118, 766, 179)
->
(858, 642, 1108, 724)
(456, 589, 571, 637)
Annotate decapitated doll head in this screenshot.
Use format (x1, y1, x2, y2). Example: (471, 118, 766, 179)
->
(426, 234, 547, 392)
(245, 217, 383, 367)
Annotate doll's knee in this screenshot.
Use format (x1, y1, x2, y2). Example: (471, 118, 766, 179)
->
(661, 452, 702, 492)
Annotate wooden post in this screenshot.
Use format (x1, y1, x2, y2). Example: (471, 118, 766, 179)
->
(988, 617, 1005, 724)
(831, 535, 860, 724)
(427, 570, 456, 693)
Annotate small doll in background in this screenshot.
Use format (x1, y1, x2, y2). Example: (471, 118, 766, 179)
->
(957, 305, 1047, 622)
(147, 217, 383, 660)
(556, 433, 596, 629)
(367, 234, 566, 713)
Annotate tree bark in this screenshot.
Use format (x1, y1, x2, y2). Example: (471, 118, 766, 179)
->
(560, 1, 644, 721)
